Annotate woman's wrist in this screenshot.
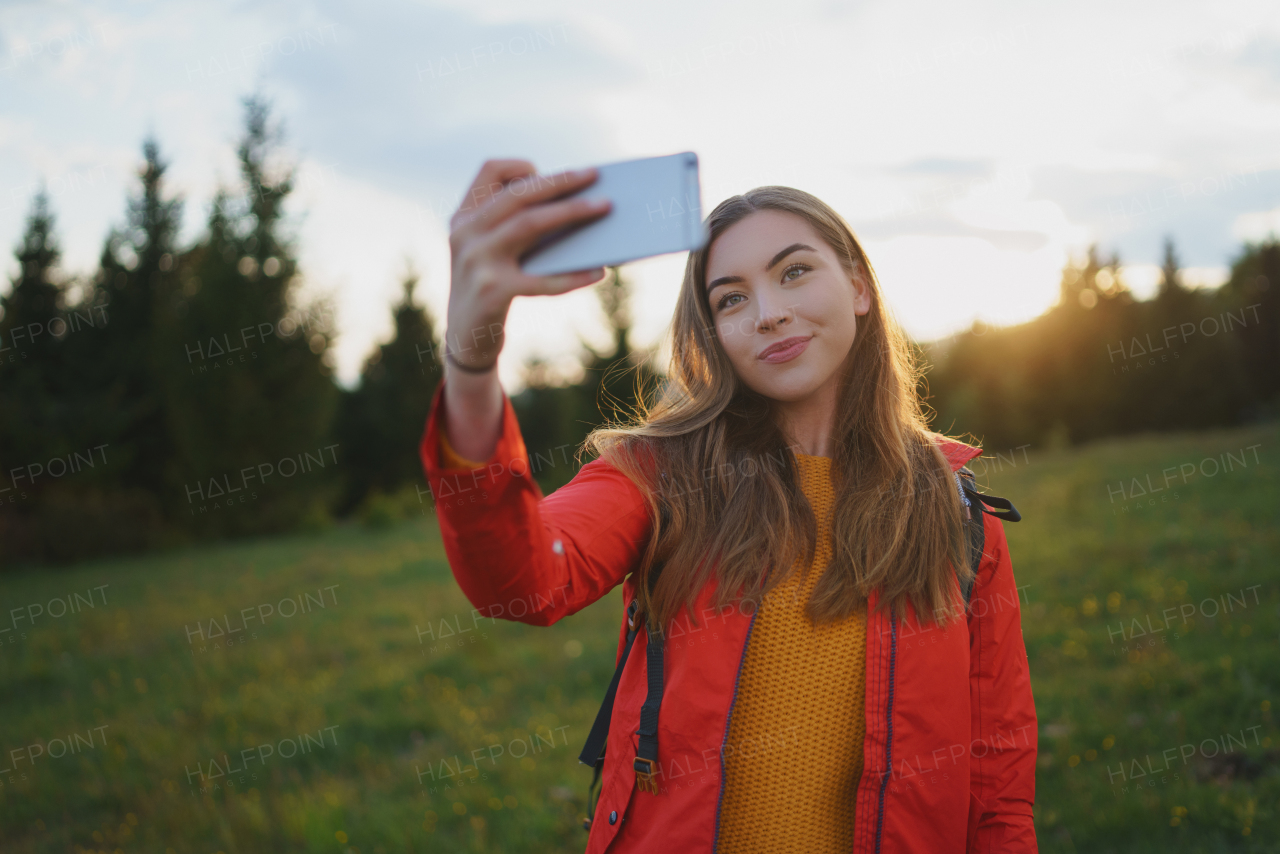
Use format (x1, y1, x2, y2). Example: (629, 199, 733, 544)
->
(441, 296, 510, 461)
(442, 360, 504, 463)
(446, 348, 497, 373)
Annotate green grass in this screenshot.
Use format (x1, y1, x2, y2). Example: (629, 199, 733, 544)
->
(984, 420, 1278, 852)
(1, 421, 1277, 852)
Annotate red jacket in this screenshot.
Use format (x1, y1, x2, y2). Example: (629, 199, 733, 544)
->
(419, 380, 1038, 853)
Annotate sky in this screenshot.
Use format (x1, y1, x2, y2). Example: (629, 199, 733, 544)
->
(2, 0, 1279, 391)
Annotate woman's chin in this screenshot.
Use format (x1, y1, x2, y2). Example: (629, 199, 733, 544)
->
(752, 375, 822, 404)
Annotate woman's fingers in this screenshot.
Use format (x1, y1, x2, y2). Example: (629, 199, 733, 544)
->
(451, 162, 600, 240)
(461, 159, 536, 210)
(448, 160, 611, 348)
(450, 159, 536, 234)
(519, 266, 609, 296)
(473, 166, 599, 234)
(489, 193, 611, 259)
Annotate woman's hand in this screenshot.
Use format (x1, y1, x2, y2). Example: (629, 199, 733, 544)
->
(441, 159, 612, 462)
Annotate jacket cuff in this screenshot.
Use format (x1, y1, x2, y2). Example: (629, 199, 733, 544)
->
(419, 379, 539, 510)
(438, 422, 488, 469)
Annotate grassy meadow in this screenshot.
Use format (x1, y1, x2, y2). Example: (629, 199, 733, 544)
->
(1, 420, 1277, 853)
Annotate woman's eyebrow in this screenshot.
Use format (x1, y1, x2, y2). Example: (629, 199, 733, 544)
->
(706, 243, 817, 293)
(765, 242, 816, 271)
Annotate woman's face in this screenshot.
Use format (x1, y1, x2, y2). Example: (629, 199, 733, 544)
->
(704, 209, 871, 404)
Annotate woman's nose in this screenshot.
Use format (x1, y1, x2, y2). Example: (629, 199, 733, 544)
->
(756, 298, 791, 332)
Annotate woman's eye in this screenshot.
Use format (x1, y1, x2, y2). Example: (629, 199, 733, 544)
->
(782, 263, 810, 282)
(716, 293, 744, 311)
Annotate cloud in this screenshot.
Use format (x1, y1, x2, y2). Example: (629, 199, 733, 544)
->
(856, 213, 1050, 254)
(1031, 164, 1280, 265)
(886, 158, 995, 179)
(262, 2, 635, 206)
(1233, 205, 1280, 243)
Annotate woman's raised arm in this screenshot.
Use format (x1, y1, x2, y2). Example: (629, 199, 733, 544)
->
(419, 159, 647, 625)
(419, 379, 653, 626)
(440, 158, 611, 461)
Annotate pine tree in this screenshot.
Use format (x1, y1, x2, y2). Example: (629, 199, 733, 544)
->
(1024, 246, 1127, 444)
(75, 138, 184, 495)
(1153, 237, 1199, 319)
(0, 191, 69, 496)
(1221, 239, 1280, 410)
(336, 267, 443, 513)
(161, 94, 338, 535)
(1143, 237, 1247, 430)
(0, 192, 160, 565)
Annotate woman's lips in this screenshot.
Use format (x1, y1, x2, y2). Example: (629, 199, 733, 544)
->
(759, 335, 811, 363)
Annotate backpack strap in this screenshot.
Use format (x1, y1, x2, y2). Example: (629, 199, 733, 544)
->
(579, 473, 671, 827)
(954, 465, 1021, 609)
(633, 615, 664, 794)
(578, 599, 642, 828)
(955, 467, 982, 608)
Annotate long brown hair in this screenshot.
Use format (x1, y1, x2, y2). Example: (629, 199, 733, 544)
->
(583, 186, 970, 631)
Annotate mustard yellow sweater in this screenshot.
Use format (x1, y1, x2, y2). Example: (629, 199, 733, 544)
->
(439, 436, 866, 850)
(716, 452, 866, 853)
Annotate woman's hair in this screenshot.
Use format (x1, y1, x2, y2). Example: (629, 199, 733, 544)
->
(583, 186, 970, 632)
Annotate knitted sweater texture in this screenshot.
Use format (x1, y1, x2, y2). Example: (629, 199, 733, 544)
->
(716, 452, 867, 853)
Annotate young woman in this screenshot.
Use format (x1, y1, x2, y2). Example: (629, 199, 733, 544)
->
(420, 160, 1038, 853)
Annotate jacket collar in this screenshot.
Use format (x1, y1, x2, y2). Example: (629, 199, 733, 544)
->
(929, 432, 983, 472)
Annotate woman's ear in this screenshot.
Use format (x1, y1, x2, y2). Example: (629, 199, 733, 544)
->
(850, 268, 872, 317)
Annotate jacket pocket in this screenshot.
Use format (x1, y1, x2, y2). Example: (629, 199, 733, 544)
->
(590, 732, 641, 853)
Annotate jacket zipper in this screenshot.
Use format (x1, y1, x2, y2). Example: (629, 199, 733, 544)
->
(711, 603, 760, 852)
(873, 611, 898, 854)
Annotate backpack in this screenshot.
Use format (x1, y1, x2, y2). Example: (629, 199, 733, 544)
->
(577, 465, 1021, 829)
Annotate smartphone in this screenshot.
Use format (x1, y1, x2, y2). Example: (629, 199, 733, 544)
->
(519, 151, 708, 276)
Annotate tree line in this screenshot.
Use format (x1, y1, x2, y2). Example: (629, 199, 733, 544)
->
(923, 240, 1278, 453)
(0, 96, 1275, 565)
(0, 97, 655, 566)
